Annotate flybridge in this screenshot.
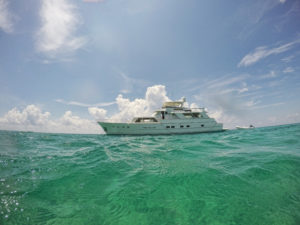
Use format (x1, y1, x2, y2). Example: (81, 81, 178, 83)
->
(162, 99, 204, 112)
(162, 101, 184, 108)
(162, 97, 186, 108)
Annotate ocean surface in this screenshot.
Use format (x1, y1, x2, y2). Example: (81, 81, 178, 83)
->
(0, 124, 300, 225)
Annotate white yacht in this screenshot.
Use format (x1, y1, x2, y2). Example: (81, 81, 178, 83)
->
(98, 98, 224, 135)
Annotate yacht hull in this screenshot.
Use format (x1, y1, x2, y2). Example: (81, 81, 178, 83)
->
(98, 121, 224, 135)
(236, 126, 255, 130)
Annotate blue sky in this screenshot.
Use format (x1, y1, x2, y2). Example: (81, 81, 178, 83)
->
(0, 0, 299, 133)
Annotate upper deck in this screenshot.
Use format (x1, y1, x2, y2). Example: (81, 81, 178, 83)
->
(131, 99, 210, 123)
(162, 101, 184, 109)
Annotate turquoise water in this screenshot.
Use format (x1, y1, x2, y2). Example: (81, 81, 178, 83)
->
(0, 124, 300, 225)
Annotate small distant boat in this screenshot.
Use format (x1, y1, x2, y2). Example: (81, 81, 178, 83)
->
(236, 125, 255, 130)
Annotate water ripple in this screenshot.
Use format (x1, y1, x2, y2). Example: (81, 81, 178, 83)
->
(0, 124, 300, 224)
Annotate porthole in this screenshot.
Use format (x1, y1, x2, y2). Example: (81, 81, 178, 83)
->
(201, 124, 204, 127)
(166, 126, 170, 128)
(180, 125, 184, 128)
(171, 126, 175, 128)
(186, 125, 190, 128)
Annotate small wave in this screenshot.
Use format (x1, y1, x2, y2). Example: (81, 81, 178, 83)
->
(0, 124, 300, 224)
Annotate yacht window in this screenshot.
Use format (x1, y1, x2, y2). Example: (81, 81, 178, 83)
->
(153, 112, 160, 117)
(183, 113, 193, 118)
(192, 113, 200, 118)
(186, 125, 190, 128)
(172, 114, 179, 119)
(201, 124, 204, 127)
(135, 118, 158, 123)
(180, 125, 184, 128)
(166, 126, 170, 128)
(171, 126, 175, 128)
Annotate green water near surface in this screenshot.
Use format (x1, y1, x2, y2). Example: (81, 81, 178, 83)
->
(0, 124, 300, 225)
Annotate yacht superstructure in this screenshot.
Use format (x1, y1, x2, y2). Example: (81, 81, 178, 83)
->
(98, 98, 223, 135)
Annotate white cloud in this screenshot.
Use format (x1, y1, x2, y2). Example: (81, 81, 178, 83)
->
(279, 0, 286, 3)
(56, 111, 101, 133)
(286, 112, 300, 123)
(0, 105, 102, 134)
(260, 70, 277, 79)
(283, 67, 294, 73)
(108, 85, 170, 122)
(145, 85, 170, 112)
(206, 74, 249, 89)
(36, 0, 86, 57)
(262, 112, 300, 127)
(238, 39, 300, 67)
(207, 109, 238, 128)
(88, 107, 107, 120)
(238, 87, 249, 93)
(1, 84, 298, 133)
(251, 102, 284, 109)
(55, 99, 115, 107)
(281, 55, 295, 62)
(194, 88, 263, 129)
(0, 105, 50, 126)
(0, 85, 171, 133)
(0, 0, 14, 33)
(236, 0, 287, 40)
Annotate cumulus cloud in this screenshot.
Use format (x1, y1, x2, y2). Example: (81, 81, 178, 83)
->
(36, 0, 86, 57)
(0, 105, 50, 126)
(0, 105, 102, 134)
(88, 107, 107, 120)
(145, 85, 170, 111)
(194, 81, 262, 129)
(0, 85, 172, 133)
(108, 85, 170, 122)
(0, 0, 14, 33)
(56, 111, 101, 133)
(1, 84, 296, 133)
(238, 39, 300, 67)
